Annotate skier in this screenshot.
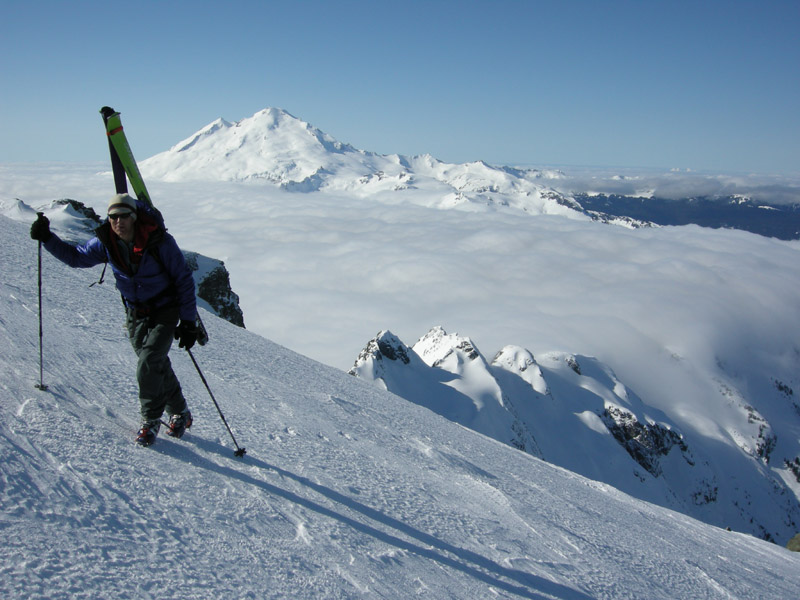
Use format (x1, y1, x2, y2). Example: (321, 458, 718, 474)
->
(30, 193, 197, 446)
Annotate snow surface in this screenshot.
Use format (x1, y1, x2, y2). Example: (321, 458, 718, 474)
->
(3, 215, 800, 599)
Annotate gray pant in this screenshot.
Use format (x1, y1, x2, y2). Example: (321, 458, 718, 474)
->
(126, 305, 188, 422)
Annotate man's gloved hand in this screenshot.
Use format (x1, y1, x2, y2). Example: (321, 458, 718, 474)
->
(175, 319, 198, 350)
(30, 213, 52, 242)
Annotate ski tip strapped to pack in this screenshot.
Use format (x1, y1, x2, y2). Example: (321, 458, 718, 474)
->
(99, 106, 116, 120)
(99, 106, 124, 142)
(99, 106, 153, 209)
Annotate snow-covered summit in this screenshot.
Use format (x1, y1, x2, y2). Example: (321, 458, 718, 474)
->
(169, 116, 233, 153)
(141, 108, 583, 218)
(143, 108, 359, 185)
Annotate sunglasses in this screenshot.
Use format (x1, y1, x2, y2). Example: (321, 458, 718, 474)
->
(108, 212, 133, 221)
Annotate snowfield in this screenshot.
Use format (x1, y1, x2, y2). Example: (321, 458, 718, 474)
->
(2, 211, 800, 599)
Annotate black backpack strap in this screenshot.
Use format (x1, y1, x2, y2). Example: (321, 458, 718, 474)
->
(89, 261, 108, 288)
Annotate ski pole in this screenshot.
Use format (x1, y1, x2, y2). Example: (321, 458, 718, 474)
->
(35, 213, 48, 392)
(186, 348, 245, 457)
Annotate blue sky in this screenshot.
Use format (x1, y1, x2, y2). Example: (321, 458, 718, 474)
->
(2, 0, 798, 174)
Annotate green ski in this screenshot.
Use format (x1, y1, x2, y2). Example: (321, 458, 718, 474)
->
(99, 106, 154, 209)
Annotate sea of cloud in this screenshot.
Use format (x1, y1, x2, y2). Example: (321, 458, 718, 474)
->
(3, 162, 800, 424)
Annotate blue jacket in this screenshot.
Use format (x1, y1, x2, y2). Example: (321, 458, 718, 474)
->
(44, 201, 197, 322)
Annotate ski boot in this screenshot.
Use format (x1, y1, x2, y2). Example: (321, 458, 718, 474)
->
(166, 410, 192, 439)
(136, 420, 161, 447)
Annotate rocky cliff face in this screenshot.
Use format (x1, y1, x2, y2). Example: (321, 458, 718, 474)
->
(183, 252, 245, 328)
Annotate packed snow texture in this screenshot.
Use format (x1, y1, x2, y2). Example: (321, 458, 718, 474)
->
(2, 215, 800, 599)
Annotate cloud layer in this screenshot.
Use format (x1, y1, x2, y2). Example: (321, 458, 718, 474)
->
(4, 163, 800, 423)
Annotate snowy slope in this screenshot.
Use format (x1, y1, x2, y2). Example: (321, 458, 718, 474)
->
(3, 214, 800, 599)
(350, 328, 800, 544)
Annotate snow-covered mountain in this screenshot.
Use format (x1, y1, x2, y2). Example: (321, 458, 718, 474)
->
(141, 108, 584, 219)
(146, 107, 800, 236)
(350, 327, 800, 544)
(3, 215, 800, 599)
(574, 193, 800, 240)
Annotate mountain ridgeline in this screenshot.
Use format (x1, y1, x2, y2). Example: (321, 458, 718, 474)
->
(576, 193, 800, 240)
(350, 327, 800, 544)
(140, 107, 798, 239)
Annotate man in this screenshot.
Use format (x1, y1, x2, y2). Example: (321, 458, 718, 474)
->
(31, 193, 198, 447)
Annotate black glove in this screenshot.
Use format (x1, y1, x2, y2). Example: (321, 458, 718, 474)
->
(175, 319, 198, 350)
(30, 213, 52, 242)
